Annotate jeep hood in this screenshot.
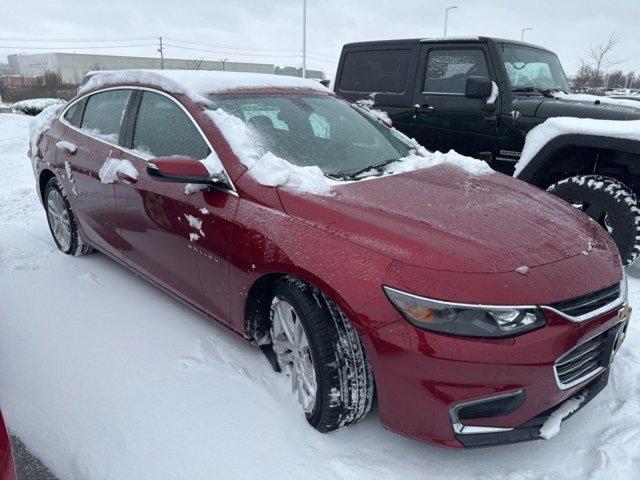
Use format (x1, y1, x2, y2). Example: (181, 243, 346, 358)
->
(277, 165, 607, 274)
(515, 96, 640, 121)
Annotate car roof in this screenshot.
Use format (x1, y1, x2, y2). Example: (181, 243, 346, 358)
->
(79, 69, 331, 100)
(342, 36, 555, 54)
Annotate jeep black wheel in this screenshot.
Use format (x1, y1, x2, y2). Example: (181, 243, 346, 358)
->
(268, 276, 374, 432)
(547, 175, 640, 266)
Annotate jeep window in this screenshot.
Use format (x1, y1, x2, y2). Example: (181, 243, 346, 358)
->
(208, 94, 412, 177)
(80, 89, 132, 144)
(500, 44, 570, 93)
(339, 50, 411, 94)
(133, 91, 210, 159)
(64, 98, 86, 128)
(423, 49, 489, 94)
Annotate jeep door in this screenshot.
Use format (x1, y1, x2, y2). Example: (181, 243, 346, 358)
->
(410, 43, 499, 161)
(59, 89, 132, 256)
(113, 90, 211, 309)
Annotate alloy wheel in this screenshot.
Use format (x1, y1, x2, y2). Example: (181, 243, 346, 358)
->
(270, 297, 318, 413)
(47, 189, 72, 251)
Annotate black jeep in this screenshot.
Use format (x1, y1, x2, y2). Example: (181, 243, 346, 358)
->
(334, 37, 640, 266)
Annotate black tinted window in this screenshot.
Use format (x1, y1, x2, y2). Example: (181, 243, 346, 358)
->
(339, 50, 411, 94)
(81, 90, 131, 143)
(424, 49, 489, 94)
(133, 92, 209, 159)
(64, 99, 85, 127)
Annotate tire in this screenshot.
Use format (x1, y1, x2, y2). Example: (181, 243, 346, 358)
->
(44, 177, 94, 256)
(269, 276, 374, 432)
(547, 175, 640, 266)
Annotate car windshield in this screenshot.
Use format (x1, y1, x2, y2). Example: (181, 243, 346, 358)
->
(500, 43, 570, 93)
(206, 94, 412, 177)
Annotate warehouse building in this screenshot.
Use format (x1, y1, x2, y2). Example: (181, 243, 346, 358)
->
(6, 52, 282, 85)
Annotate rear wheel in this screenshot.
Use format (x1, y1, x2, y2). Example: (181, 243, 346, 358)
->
(269, 277, 374, 432)
(547, 175, 640, 266)
(44, 177, 93, 256)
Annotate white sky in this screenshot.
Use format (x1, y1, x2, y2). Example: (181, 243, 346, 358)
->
(1, 0, 639, 77)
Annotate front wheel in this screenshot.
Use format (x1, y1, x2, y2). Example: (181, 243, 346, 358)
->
(269, 277, 374, 432)
(547, 175, 640, 266)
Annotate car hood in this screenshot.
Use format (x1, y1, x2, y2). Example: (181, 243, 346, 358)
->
(278, 165, 602, 274)
(514, 96, 640, 121)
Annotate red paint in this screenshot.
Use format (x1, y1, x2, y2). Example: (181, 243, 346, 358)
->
(150, 156, 211, 178)
(0, 411, 16, 480)
(32, 81, 625, 447)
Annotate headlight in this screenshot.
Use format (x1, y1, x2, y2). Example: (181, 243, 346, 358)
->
(383, 286, 546, 338)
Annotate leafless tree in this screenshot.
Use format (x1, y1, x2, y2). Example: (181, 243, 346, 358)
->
(572, 61, 594, 92)
(185, 58, 205, 70)
(582, 34, 622, 92)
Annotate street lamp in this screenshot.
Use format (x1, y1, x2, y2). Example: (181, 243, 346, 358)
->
(302, 0, 307, 78)
(521, 27, 533, 41)
(444, 6, 458, 38)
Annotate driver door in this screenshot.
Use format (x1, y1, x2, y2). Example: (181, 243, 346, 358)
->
(410, 43, 500, 161)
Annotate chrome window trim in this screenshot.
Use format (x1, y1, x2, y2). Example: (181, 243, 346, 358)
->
(449, 390, 523, 435)
(58, 85, 238, 198)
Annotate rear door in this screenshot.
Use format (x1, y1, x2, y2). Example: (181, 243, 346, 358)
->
(410, 43, 499, 160)
(114, 90, 216, 309)
(60, 88, 132, 255)
(335, 45, 418, 133)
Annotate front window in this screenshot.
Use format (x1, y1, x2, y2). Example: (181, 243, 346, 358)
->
(500, 43, 570, 93)
(207, 94, 412, 177)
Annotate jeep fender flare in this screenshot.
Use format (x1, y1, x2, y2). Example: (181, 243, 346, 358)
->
(515, 133, 640, 183)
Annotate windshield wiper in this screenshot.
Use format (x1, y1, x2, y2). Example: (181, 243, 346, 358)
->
(329, 158, 399, 180)
(512, 87, 555, 98)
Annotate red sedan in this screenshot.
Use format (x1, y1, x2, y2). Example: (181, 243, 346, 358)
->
(0, 410, 16, 480)
(30, 70, 630, 447)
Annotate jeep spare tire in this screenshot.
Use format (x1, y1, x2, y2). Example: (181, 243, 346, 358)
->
(547, 175, 640, 267)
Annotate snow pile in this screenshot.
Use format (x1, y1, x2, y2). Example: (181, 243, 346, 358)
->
(12, 97, 65, 115)
(487, 81, 499, 105)
(354, 97, 392, 125)
(539, 394, 586, 439)
(206, 108, 492, 195)
(80, 70, 330, 103)
(514, 117, 640, 177)
(98, 158, 139, 184)
(1, 112, 640, 480)
(555, 92, 640, 110)
(28, 103, 65, 157)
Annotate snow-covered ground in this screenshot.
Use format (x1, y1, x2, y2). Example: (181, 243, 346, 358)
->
(1, 112, 639, 479)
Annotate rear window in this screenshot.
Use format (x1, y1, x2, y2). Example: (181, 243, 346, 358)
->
(339, 50, 411, 94)
(81, 89, 132, 144)
(64, 99, 85, 127)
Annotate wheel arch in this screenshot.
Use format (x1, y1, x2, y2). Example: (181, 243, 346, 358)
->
(38, 168, 57, 202)
(244, 269, 364, 347)
(516, 134, 640, 192)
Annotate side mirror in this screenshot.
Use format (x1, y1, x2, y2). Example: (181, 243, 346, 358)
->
(465, 77, 493, 99)
(147, 156, 221, 184)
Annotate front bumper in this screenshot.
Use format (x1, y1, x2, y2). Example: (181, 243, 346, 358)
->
(365, 301, 629, 448)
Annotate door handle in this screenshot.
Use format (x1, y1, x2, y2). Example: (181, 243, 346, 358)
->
(56, 142, 77, 156)
(414, 103, 435, 113)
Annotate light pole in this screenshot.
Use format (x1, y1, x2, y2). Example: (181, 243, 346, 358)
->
(521, 27, 533, 41)
(444, 6, 458, 38)
(302, 0, 307, 78)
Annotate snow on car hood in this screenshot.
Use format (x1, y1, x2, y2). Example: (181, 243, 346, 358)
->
(278, 165, 604, 274)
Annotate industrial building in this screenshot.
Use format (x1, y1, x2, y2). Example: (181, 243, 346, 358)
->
(6, 52, 324, 85)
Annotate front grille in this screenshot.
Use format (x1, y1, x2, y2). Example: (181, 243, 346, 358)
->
(554, 329, 609, 387)
(549, 283, 621, 318)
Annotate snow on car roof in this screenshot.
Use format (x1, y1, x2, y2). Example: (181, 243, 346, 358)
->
(79, 69, 330, 102)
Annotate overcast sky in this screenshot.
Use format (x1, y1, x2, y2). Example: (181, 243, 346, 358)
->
(1, 0, 639, 77)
